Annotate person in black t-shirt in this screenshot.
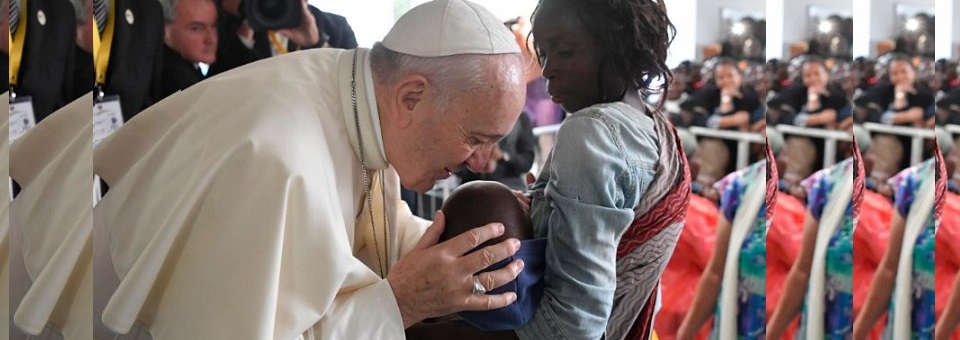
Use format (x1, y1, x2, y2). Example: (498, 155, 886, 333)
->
(680, 59, 762, 131)
(854, 56, 935, 127)
(767, 58, 849, 129)
(937, 86, 960, 126)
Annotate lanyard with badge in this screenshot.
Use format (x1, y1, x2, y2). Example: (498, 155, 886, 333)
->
(92, 0, 123, 146)
(8, 0, 36, 143)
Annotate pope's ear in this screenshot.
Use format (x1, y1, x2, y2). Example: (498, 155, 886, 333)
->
(393, 74, 429, 127)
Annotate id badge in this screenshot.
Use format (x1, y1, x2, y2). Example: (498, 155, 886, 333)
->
(10, 95, 36, 143)
(94, 95, 124, 146)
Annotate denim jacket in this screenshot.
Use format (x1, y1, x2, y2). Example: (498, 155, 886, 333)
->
(516, 95, 660, 340)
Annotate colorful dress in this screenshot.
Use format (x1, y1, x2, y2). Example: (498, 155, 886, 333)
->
(884, 158, 937, 340)
(798, 158, 855, 339)
(710, 160, 767, 339)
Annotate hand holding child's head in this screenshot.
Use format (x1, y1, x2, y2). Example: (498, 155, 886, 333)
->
(440, 181, 533, 248)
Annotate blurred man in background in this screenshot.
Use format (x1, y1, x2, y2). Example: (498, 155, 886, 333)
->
(209, 0, 357, 76)
(159, 0, 218, 99)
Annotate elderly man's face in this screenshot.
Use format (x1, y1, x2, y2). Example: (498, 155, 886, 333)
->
(164, 0, 217, 64)
(394, 58, 526, 193)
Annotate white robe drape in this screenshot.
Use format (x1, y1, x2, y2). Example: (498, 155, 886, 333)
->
(10, 93, 94, 338)
(93, 48, 429, 339)
(0, 91, 11, 339)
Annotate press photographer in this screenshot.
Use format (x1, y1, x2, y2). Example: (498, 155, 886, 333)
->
(210, 0, 358, 75)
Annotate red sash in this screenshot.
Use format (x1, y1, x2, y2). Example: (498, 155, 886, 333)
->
(615, 122, 691, 340)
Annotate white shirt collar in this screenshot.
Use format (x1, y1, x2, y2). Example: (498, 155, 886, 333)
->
(362, 52, 388, 163)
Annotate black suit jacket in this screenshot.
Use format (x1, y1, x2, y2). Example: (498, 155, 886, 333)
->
(14, 0, 77, 122)
(1, 52, 9, 93)
(767, 82, 849, 125)
(73, 46, 94, 97)
(209, 5, 358, 76)
(680, 84, 763, 128)
(101, 0, 164, 121)
(854, 81, 935, 124)
(159, 45, 206, 101)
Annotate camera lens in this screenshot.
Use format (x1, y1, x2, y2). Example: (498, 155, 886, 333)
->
(244, 0, 302, 31)
(257, 0, 289, 19)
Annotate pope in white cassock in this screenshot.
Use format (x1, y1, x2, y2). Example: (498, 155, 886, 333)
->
(0, 92, 9, 339)
(9, 93, 93, 339)
(92, 0, 529, 339)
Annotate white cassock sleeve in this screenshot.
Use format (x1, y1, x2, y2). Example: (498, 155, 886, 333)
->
(385, 168, 431, 260)
(97, 103, 407, 340)
(9, 93, 93, 338)
(308, 168, 427, 339)
(0, 92, 9, 340)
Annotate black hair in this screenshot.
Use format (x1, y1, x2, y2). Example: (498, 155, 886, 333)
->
(801, 55, 827, 69)
(713, 58, 742, 75)
(886, 53, 916, 71)
(529, 0, 676, 109)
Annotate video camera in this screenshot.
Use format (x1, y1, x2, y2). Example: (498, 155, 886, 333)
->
(239, 0, 303, 31)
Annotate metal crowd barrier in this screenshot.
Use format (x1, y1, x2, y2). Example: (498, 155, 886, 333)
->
(688, 127, 765, 170)
(945, 124, 960, 137)
(862, 123, 935, 165)
(532, 124, 561, 137)
(775, 124, 852, 167)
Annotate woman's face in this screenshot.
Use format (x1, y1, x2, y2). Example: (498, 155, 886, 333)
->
(532, 4, 619, 113)
(802, 62, 829, 89)
(714, 64, 741, 90)
(889, 60, 916, 87)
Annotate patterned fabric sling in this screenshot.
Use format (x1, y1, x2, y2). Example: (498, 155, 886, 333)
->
(767, 142, 778, 224)
(607, 108, 690, 340)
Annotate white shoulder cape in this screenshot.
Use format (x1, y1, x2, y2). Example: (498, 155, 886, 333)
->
(94, 48, 428, 339)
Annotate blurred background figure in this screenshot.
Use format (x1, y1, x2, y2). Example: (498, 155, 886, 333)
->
(93, 0, 165, 121)
(70, 0, 94, 97)
(646, 2, 767, 339)
(506, 15, 563, 174)
(159, 0, 218, 99)
(209, 0, 357, 76)
(8, 0, 79, 123)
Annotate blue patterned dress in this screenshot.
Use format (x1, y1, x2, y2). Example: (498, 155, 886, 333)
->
(883, 158, 936, 340)
(710, 160, 766, 339)
(798, 158, 855, 339)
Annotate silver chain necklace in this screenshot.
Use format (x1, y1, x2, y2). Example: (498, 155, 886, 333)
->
(351, 50, 388, 278)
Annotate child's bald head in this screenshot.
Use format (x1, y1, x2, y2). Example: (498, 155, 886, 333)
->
(440, 181, 532, 247)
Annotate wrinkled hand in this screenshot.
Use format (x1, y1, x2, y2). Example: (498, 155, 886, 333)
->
(388, 211, 523, 328)
(275, 0, 320, 47)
